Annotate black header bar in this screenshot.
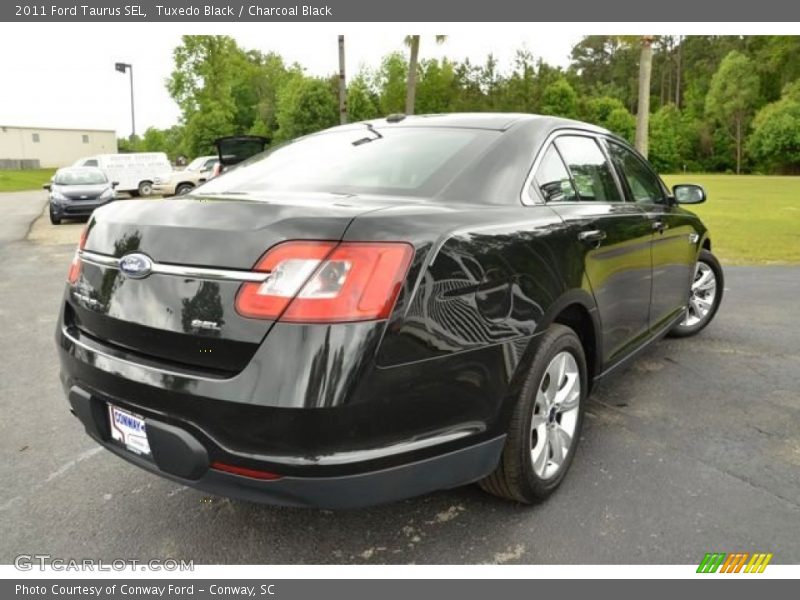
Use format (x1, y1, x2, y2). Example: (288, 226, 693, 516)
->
(3, 0, 799, 22)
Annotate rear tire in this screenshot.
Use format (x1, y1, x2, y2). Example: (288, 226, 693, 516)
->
(479, 323, 587, 503)
(137, 181, 153, 197)
(669, 249, 723, 338)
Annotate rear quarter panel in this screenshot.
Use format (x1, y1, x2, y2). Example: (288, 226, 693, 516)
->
(343, 203, 598, 440)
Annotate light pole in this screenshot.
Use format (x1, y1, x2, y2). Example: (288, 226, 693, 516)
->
(114, 62, 135, 142)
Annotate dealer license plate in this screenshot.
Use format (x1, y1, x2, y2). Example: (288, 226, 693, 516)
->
(108, 404, 151, 456)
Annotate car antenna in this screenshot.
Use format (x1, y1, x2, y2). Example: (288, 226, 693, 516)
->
(386, 113, 406, 123)
(352, 122, 384, 146)
(365, 122, 383, 139)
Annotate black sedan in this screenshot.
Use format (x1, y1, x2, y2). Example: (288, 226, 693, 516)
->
(45, 167, 117, 225)
(56, 114, 723, 508)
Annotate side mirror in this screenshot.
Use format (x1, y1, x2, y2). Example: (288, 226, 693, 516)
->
(42, 184, 51, 191)
(112, 181, 120, 188)
(672, 184, 706, 205)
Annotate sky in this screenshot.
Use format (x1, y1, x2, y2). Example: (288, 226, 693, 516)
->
(0, 24, 582, 137)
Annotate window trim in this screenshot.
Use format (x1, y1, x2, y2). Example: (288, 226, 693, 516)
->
(533, 143, 580, 204)
(521, 129, 627, 206)
(602, 137, 671, 204)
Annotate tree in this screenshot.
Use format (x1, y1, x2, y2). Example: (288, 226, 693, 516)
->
(634, 36, 655, 157)
(158, 34, 800, 174)
(338, 35, 347, 124)
(167, 36, 244, 156)
(541, 78, 578, 119)
(347, 73, 380, 121)
(404, 35, 446, 115)
(183, 103, 235, 156)
(748, 82, 800, 173)
(648, 104, 688, 172)
(450, 55, 500, 112)
(568, 36, 638, 109)
(498, 50, 536, 113)
(415, 58, 458, 113)
(606, 108, 637, 143)
(117, 135, 142, 154)
(140, 126, 185, 160)
(245, 52, 302, 140)
(376, 52, 407, 115)
(582, 95, 626, 123)
(167, 35, 241, 118)
(274, 76, 338, 142)
(705, 50, 761, 174)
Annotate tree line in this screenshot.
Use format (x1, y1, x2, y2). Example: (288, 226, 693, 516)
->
(119, 35, 800, 175)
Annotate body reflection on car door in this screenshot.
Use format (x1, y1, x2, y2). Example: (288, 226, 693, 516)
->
(532, 135, 653, 366)
(604, 140, 695, 332)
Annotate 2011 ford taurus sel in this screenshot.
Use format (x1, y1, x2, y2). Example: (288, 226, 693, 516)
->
(57, 114, 723, 508)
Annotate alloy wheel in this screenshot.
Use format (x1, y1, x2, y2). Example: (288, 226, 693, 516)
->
(530, 351, 581, 479)
(683, 262, 717, 327)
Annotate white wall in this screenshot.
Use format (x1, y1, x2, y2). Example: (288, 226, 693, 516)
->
(0, 126, 117, 168)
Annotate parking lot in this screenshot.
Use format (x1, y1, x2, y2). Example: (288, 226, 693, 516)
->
(1, 189, 799, 565)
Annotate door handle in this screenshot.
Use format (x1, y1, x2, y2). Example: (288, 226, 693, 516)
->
(652, 220, 669, 232)
(578, 229, 607, 245)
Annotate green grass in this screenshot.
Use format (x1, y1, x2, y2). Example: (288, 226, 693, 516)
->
(662, 174, 800, 265)
(0, 168, 56, 192)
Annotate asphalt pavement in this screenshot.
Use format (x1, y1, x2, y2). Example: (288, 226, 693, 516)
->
(1, 190, 798, 564)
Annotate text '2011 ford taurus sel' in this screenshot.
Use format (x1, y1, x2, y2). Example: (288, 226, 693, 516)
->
(57, 114, 723, 508)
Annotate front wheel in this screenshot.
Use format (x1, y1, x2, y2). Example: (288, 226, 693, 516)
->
(175, 183, 194, 196)
(49, 207, 61, 225)
(669, 249, 723, 338)
(479, 323, 587, 503)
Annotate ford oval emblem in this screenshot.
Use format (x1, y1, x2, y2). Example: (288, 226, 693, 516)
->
(119, 253, 153, 279)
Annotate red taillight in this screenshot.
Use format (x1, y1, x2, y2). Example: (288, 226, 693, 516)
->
(67, 227, 89, 284)
(235, 241, 338, 320)
(235, 241, 414, 323)
(210, 461, 282, 480)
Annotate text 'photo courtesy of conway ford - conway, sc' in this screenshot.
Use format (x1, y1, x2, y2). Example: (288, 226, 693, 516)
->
(56, 113, 723, 508)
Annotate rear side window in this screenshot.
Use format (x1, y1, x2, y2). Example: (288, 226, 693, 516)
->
(83, 159, 98, 167)
(606, 141, 666, 204)
(554, 136, 623, 203)
(533, 145, 578, 203)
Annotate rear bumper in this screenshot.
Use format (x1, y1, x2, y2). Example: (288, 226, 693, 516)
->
(57, 282, 529, 506)
(67, 385, 505, 508)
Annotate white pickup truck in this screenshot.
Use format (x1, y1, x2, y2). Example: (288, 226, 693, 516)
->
(152, 156, 219, 196)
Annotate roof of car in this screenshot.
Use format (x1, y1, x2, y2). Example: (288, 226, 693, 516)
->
(363, 112, 608, 134)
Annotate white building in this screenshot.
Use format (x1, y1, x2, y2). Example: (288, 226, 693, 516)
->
(0, 125, 117, 169)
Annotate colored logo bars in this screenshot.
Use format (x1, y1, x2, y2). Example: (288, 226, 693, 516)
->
(697, 552, 773, 573)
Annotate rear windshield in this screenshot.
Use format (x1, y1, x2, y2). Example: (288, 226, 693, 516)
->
(197, 127, 498, 198)
(54, 169, 107, 185)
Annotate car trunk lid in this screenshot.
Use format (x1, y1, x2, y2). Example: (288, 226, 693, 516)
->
(67, 195, 391, 375)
